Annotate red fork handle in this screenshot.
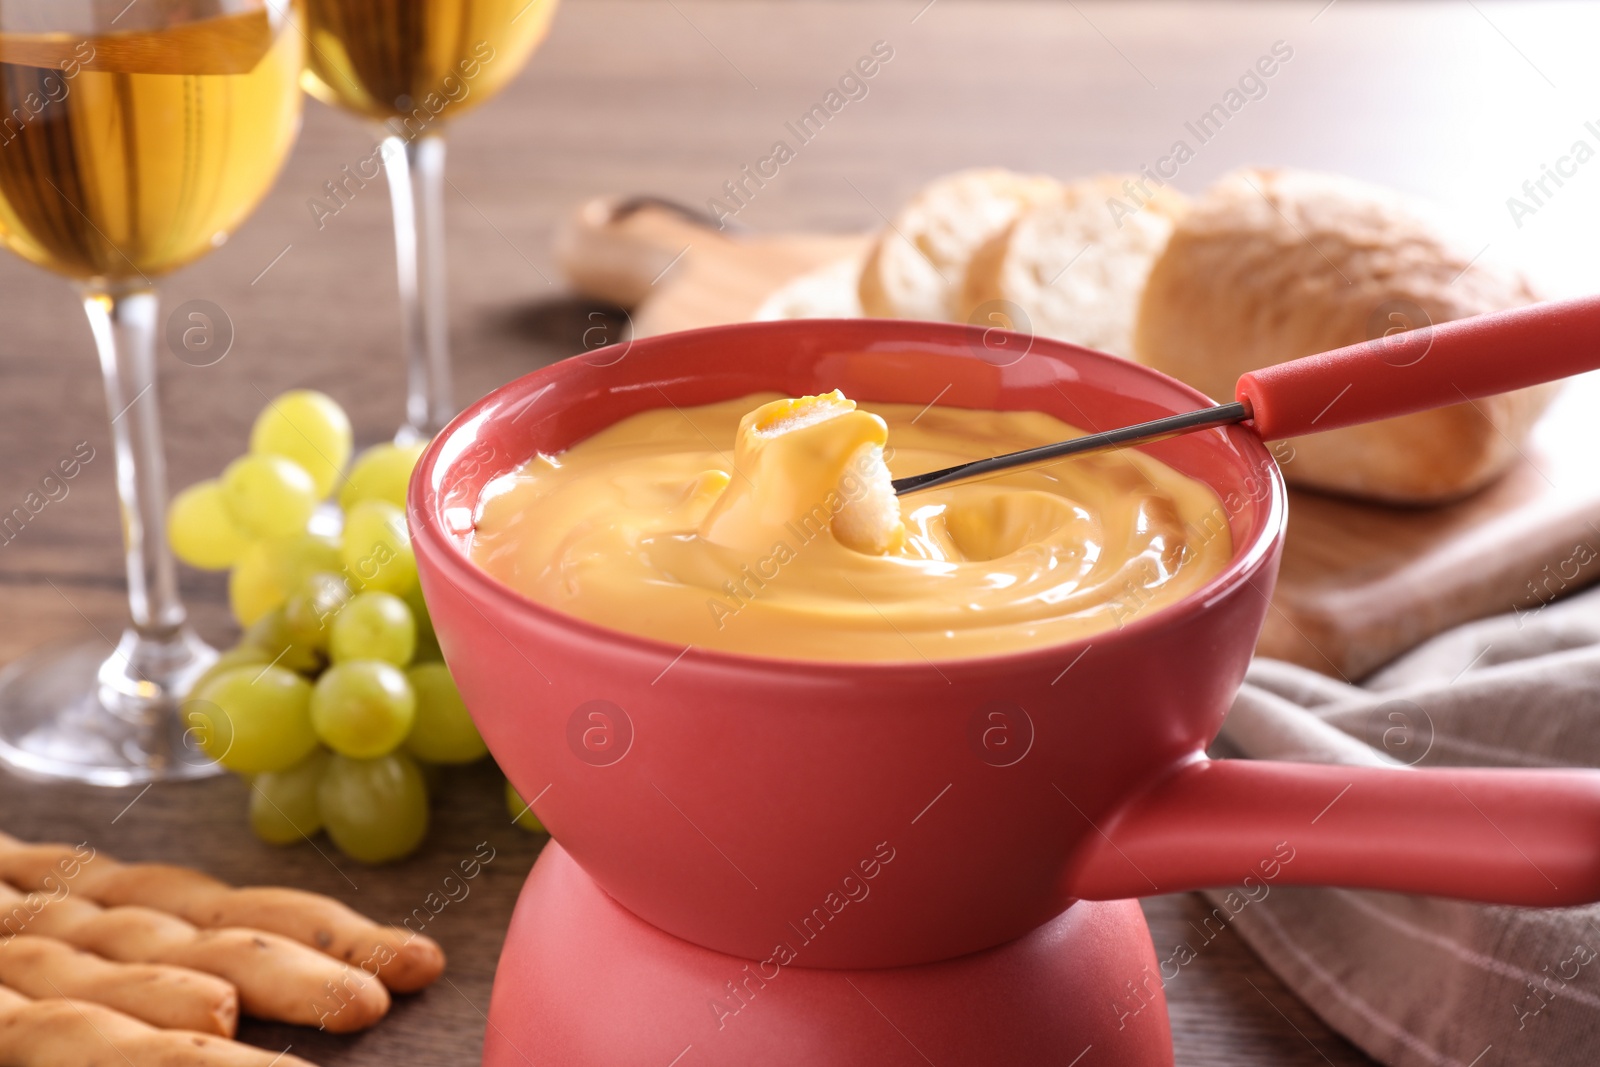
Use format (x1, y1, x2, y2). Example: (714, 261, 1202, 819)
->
(1070, 759, 1600, 906)
(1236, 293, 1600, 440)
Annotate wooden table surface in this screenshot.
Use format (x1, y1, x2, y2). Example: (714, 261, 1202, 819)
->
(5, 2, 1600, 1063)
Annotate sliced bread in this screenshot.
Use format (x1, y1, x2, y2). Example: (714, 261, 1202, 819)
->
(960, 176, 1185, 358)
(857, 168, 1060, 321)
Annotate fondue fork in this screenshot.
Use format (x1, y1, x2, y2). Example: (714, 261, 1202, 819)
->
(893, 293, 1600, 495)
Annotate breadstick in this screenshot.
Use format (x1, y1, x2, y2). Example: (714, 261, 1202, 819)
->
(0, 984, 319, 1067)
(0, 934, 237, 1036)
(0, 883, 388, 1033)
(0, 834, 442, 993)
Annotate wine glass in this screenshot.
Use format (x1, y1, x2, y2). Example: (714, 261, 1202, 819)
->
(299, 0, 560, 442)
(0, 1, 305, 784)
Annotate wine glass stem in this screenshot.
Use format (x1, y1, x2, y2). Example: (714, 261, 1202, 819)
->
(82, 287, 186, 642)
(383, 130, 452, 441)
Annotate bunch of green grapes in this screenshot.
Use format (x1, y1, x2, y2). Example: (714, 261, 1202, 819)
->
(168, 391, 542, 863)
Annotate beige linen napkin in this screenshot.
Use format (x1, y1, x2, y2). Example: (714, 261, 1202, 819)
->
(1201, 584, 1600, 1067)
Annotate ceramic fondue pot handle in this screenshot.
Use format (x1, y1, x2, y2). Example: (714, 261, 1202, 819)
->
(1236, 292, 1600, 440)
(1070, 758, 1600, 905)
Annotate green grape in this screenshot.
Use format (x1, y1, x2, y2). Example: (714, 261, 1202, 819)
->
(341, 500, 417, 596)
(187, 645, 272, 701)
(250, 748, 331, 845)
(242, 608, 325, 675)
(329, 591, 416, 666)
(506, 779, 545, 833)
(282, 572, 353, 651)
(318, 752, 429, 864)
(404, 663, 486, 764)
(310, 661, 416, 759)
(250, 390, 353, 501)
(167, 480, 252, 571)
(339, 442, 427, 512)
(220, 454, 318, 540)
(402, 583, 442, 662)
(229, 533, 342, 627)
(188, 665, 317, 775)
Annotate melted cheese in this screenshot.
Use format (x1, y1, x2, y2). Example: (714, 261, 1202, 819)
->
(470, 392, 1232, 663)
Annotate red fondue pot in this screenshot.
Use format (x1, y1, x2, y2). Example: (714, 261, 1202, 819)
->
(411, 319, 1600, 1064)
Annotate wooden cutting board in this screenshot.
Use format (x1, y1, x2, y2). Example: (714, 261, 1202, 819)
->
(554, 198, 1600, 680)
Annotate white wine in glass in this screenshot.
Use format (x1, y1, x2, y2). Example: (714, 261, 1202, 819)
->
(0, 1, 304, 784)
(299, 0, 559, 441)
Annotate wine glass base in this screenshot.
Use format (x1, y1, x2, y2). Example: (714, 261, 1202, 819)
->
(0, 633, 223, 786)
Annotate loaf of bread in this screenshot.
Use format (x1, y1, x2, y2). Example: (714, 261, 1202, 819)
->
(858, 168, 1059, 321)
(961, 175, 1185, 359)
(1134, 167, 1554, 503)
